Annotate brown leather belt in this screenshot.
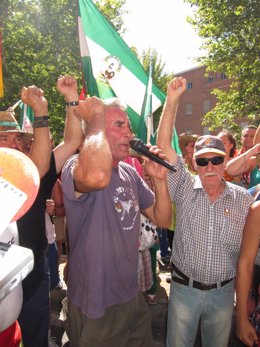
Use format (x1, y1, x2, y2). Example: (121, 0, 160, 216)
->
(172, 264, 233, 291)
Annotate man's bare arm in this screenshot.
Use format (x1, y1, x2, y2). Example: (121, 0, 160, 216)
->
(253, 124, 260, 145)
(73, 97, 113, 193)
(141, 147, 172, 228)
(21, 86, 52, 178)
(156, 77, 187, 164)
(54, 76, 83, 174)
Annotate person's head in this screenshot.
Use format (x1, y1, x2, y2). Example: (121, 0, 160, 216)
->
(0, 110, 32, 152)
(178, 133, 199, 159)
(217, 130, 236, 158)
(193, 135, 226, 190)
(103, 98, 134, 165)
(241, 125, 257, 150)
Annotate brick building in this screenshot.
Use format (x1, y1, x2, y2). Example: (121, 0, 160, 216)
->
(174, 66, 233, 136)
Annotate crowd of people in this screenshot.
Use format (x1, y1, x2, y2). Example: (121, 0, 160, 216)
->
(1, 75, 260, 347)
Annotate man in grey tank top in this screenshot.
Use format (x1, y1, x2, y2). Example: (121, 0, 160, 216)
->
(61, 96, 172, 347)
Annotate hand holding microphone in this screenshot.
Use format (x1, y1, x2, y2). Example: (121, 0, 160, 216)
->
(130, 138, 176, 172)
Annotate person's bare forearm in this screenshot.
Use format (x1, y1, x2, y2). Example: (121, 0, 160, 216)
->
(54, 76, 83, 173)
(74, 99, 113, 193)
(152, 178, 172, 227)
(253, 124, 260, 145)
(226, 144, 260, 176)
(157, 77, 186, 164)
(21, 86, 52, 178)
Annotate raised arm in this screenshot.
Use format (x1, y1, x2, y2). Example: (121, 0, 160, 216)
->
(156, 77, 187, 163)
(253, 124, 260, 146)
(21, 86, 52, 178)
(141, 146, 172, 228)
(73, 97, 113, 193)
(236, 201, 260, 347)
(54, 76, 83, 174)
(226, 143, 260, 176)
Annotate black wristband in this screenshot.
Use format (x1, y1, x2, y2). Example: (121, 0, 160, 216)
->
(34, 115, 50, 121)
(32, 121, 49, 128)
(66, 101, 79, 106)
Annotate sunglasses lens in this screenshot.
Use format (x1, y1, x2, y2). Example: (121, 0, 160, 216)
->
(195, 158, 208, 166)
(196, 156, 224, 166)
(211, 156, 224, 165)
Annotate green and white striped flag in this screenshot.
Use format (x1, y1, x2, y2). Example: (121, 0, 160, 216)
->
(78, 0, 165, 139)
(138, 60, 153, 144)
(78, 0, 181, 153)
(19, 102, 34, 134)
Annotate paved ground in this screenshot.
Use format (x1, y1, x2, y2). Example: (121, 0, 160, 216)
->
(50, 255, 247, 347)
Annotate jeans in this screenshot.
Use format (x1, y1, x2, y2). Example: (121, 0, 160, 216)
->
(166, 278, 235, 347)
(46, 242, 61, 290)
(158, 228, 169, 258)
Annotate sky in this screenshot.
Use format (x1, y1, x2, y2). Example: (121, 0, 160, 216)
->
(122, 0, 204, 73)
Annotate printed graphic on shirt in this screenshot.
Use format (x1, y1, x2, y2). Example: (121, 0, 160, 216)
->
(113, 185, 139, 231)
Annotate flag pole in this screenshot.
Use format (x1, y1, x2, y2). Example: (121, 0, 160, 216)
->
(146, 51, 153, 144)
(9, 99, 22, 110)
(76, 0, 88, 98)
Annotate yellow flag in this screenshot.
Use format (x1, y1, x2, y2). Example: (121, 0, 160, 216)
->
(0, 32, 3, 98)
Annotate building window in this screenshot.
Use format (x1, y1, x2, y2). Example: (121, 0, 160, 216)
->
(202, 126, 210, 135)
(221, 73, 227, 79)
(187, 82, 193, 90)
(203, 99, 211, 113)
(185, 103, 192, 115)
(208, 76, 214, 82)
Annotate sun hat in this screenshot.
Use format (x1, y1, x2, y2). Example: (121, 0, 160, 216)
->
(194, 135, 226, 157)
(0, 110, 33, 140)
(178, 133, 199, 153)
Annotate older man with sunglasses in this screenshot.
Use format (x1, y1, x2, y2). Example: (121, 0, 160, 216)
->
(157, 77, 254, 347)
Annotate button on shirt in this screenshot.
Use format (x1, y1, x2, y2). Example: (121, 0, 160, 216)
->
(167, 156, 254, 284)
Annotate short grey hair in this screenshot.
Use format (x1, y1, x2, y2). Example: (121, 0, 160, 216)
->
(102, 97, 127, 112)
(82, 97, 128, 137)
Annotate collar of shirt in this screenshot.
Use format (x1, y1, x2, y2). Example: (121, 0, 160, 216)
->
(193, 175, 234, 199)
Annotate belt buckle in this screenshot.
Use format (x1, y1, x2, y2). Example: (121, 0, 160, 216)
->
(194, 281, 216, 290)
(200, 283, 210, 290)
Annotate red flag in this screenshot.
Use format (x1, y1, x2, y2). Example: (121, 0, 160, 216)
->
(79, 88, 85, 100)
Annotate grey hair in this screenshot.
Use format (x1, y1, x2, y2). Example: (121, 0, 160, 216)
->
(102, 97, 127, 112)
(82, 97, 128, 136)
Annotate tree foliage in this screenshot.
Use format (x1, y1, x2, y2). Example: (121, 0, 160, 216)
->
(0, 0, 128, 142)
(0, 0, 171, 142)
(0, 0, 80, 141)
(94, 0, 127, 34)
(185, 0, 260, 130)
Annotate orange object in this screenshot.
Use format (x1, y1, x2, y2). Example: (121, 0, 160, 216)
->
(0, 148, 40, 221)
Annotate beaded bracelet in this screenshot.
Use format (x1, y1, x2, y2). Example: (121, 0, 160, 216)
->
(66, 101, 79, 106)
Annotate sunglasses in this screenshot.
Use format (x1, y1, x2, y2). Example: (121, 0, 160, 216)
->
(195, 156, 224, 167)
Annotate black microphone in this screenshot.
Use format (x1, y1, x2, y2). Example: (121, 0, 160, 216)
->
(130, 138, 176, 172)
